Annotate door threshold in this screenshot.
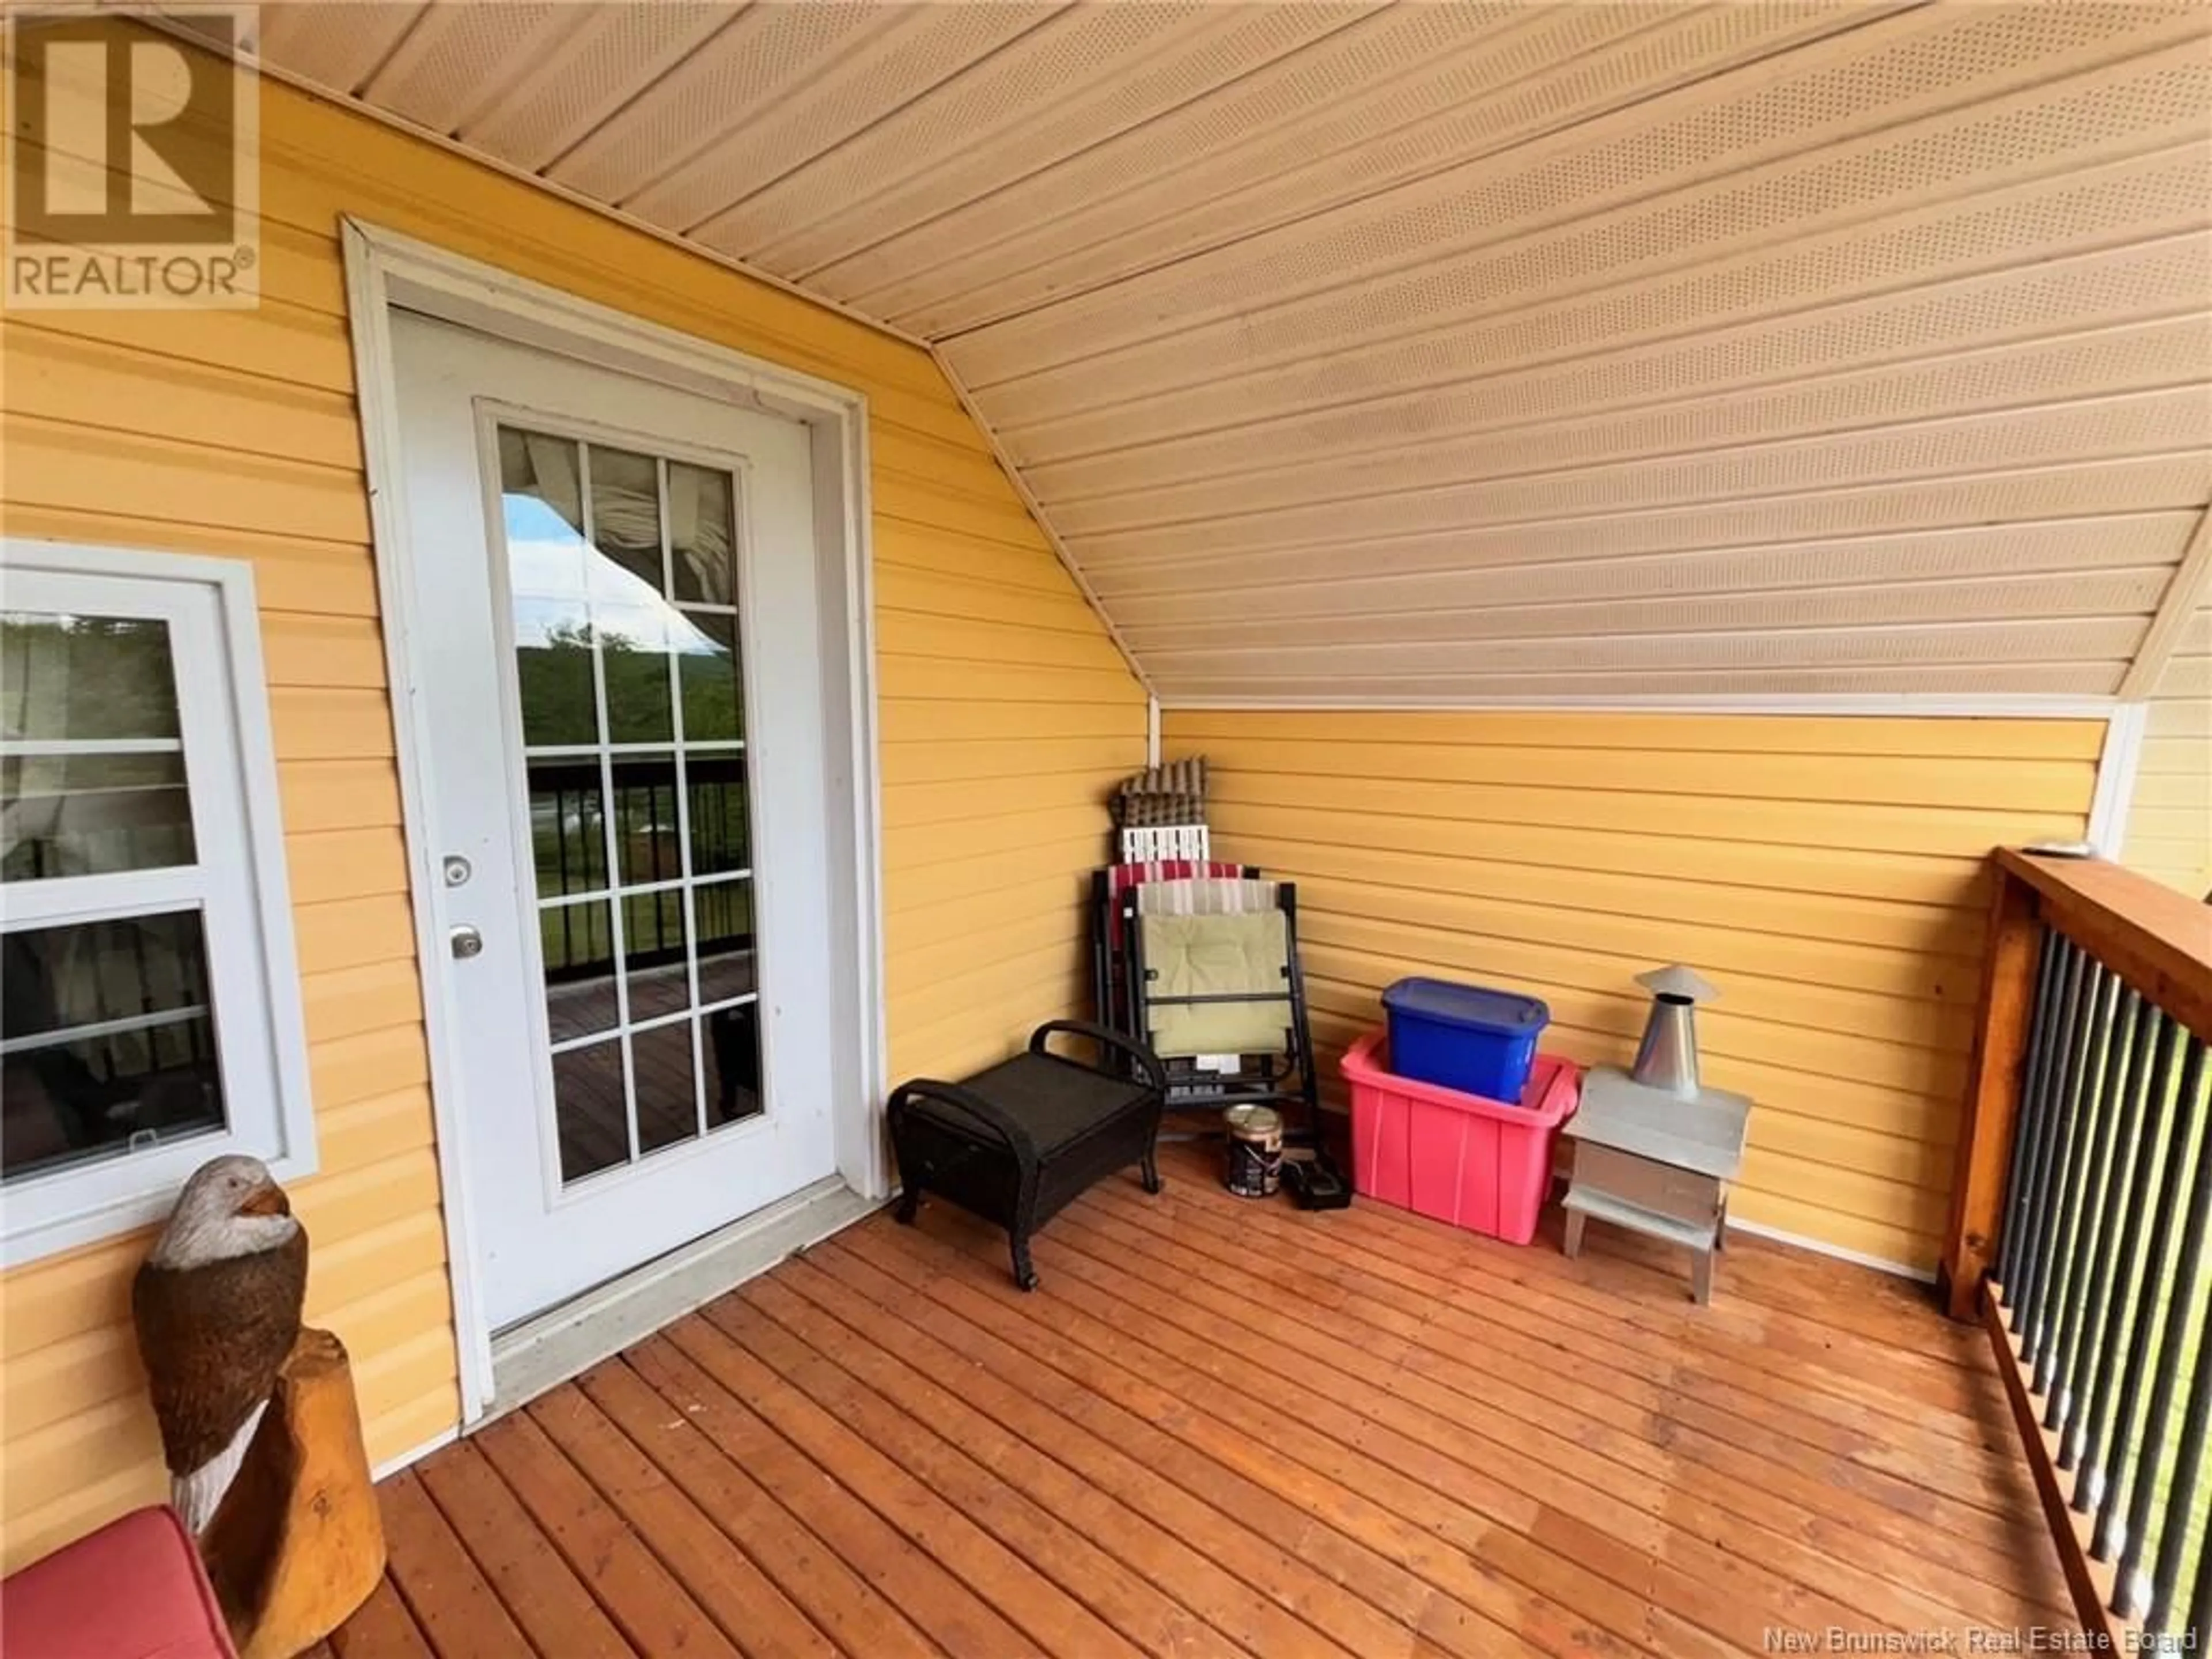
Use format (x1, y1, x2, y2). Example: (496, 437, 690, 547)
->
(481, 1176, 880, 1421)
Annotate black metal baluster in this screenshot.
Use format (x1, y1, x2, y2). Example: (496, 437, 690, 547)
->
(2075, 1012, 2183, 1508)
(2114, 1037, 2212, 1617)
(646, 779, 666, 951)
(2148, 1309, 2212, 1635)
(2188, 1471, 2212, 1654)
(2048, 987, 2142, 1426)
(1998, 929, 2065, 1298)
(555, 784, 575, 966)
(2097, 1037, 2208, 1559)
(2013, 942, 2090, 1324)
(2025, 963, 2113, 1368)
(2014, 944, 2091, 1324)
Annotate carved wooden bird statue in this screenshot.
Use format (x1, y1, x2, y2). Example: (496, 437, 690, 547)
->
(132, 1154, 308, 1533)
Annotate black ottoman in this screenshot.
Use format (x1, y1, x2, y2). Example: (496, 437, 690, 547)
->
(888, 1020, 1168, 1289)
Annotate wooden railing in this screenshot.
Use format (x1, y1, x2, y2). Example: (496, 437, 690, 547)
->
(1944, 848, 2212, 1649)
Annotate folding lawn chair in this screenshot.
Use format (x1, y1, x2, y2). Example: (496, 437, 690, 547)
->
(1120, 876, 1321, 1144)
(1088, 859, 1253, 1041)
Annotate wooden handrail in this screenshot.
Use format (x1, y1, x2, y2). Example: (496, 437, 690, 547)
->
(1994, 849, 2212, 1046)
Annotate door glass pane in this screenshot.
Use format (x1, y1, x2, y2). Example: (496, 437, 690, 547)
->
(704, 1003, 761, 1127)
(529, 764, 607, 900)
(611, 757, 681, 889)
(587, 447, 662, 593)
(677, 612, 742, 743)
(631, 1021, 700, 1156)
(668, 462, 735, 605)
(498, 425, 761, 1187)
(599, 607, 673, 745)
(541, 900, 618, 1043)
(512, 601, 597, 748)
(1, 912, 225, 1184)
(687, 759, 749, 877)
(501, 433, 599, 749)
(695, 881, 756, 1007)
(624, 899, 690, 1024)
(552, 1040, 627, 1183)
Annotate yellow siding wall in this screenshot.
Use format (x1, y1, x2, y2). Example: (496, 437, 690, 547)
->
(1164, 709, 2105, 1271)
(2124, 601, 2212, 901)
(0, 51, 1143, 1566)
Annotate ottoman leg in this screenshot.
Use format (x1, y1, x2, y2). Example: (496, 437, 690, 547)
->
(1010, 1230, 1039, 1292)
(895, 1188, 920, 1225)
(1141, 1150, 1162, 1195)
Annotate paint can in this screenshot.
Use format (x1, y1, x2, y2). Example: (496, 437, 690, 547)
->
(1224, 1105, 1283, 1199)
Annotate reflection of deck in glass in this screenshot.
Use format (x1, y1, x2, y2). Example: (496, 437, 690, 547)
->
(551, 998, 761, 1187)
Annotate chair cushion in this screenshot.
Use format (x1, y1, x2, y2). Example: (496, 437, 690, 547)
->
(2, 1505, 237, 1658)
(1140, 910, 1293, 1056)
(910, 1052, 1154, 1159)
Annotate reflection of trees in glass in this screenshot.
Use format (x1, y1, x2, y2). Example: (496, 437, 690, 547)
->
(678, 613, 743, 742)
(1, 615, 181, 742)
(516, 616, 744, 748)
(516, 618, 597, 748)
(601, 627, 673, 746)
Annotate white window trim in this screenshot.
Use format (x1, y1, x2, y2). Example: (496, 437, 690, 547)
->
(1, 539, 315, 1265)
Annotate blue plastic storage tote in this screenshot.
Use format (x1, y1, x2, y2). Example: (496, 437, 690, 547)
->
(1381, 978, 1550, 1103)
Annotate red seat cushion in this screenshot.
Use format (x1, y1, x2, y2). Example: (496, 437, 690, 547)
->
(2, 1506, 236, 1659)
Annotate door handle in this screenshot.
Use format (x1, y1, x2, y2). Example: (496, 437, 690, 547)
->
(449, 924, 485, 960)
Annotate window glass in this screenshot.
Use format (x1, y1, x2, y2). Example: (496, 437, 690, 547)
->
(1, 614, 180, 741)
(1, 613, 192, 882)
(1, 752, 194, 879)
(1, 912, 226, 1184)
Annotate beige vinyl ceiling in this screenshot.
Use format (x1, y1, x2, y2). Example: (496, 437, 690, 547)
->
(216, 1, 2212, 703)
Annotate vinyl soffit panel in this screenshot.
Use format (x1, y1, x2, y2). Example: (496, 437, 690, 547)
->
(1071, 457, 2212, 590)
(959, 89, 2212, 439)
(984, 143, 2212, 462)
(691, 3, 1234, 263)
(1065, 388, 2212, 566)
(1040, 315, 2212, 535)
(222, 2, 2212, 702)
(603, 5, 1052, 230)
(944, 9, 2212, 385)
(457, 3, 737, 175)
(1093, 515, 2202, 625)
(1115, 569, 2177, 653)
(1020, 234, 2212, 499)
(756, 3, 1372, 282)
(830, 1, 1815, 331)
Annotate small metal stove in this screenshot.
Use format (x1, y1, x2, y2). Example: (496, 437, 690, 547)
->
(1560, 964, 1753, 1305)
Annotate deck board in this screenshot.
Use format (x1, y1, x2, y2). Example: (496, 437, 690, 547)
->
(334, 1144, 2067, 1659)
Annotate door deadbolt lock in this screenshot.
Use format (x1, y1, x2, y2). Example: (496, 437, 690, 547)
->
(449, 925, 484, 960)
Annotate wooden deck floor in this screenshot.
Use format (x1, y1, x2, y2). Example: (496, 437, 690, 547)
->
(329, 1144, 2069, 1659)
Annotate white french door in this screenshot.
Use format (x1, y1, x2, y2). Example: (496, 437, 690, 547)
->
(389, 312, 840, 1330)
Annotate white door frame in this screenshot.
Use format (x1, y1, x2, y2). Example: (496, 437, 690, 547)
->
(341, 219, 887, 1423)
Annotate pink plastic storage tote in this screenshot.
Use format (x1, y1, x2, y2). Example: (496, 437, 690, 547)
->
(1343, 1028, 1579, 1245)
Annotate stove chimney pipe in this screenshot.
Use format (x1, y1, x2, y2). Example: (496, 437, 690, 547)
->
(1631, 964, 1719, 1100)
